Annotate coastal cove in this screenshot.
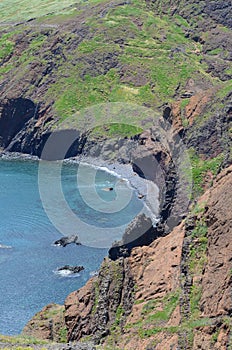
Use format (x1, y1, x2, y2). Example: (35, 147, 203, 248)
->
(0, 157, 154, 335)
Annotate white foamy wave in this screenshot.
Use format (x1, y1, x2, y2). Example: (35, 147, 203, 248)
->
(78, 161, 130, 183)
(89, 270, 98, 277)
(97, 166, 123, 178)
(0, 244, 12, 249)
(142, 203, 160, 226)
(53, 269, 80, 278)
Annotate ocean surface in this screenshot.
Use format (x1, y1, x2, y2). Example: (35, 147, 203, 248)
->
(0, 159, 144, 335)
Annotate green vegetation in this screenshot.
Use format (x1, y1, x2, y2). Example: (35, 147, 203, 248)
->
(0, 334, 48, 345)
(99, 259, 125, 348)
(0, 33, 15, 60)
(90, 123, 143, 138)
(180, 98, 190, 111)
(217, 80, 232, 98)
(125, 290, 180, 338)
(180, 98, 190, 127)
(42, 0, 213, 124)
(207, 48, 222, 55)
(59, 327, 68, 343)
(145, 292, 180, 324)
(92, 280, 99, 315)
(114, 305, 125, 327)
(42, 305, 64, 319)
(189, 150, 223, 195)
(0, 0, 79, 23)
(189, 284, 202, 318)
(211, 329, 220, 343)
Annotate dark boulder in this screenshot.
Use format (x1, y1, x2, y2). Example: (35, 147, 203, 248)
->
(109, 214, 164, 260)
(54, 235, 81, 247)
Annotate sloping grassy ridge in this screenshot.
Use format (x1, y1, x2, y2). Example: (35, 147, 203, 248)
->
(0, 0, 231, 126)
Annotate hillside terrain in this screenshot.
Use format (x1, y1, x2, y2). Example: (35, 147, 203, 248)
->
(0, 0, 231, 349)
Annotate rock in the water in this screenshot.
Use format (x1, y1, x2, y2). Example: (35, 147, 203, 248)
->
(57, 265, 84, 274)
(102, 187, 113, 191)
(54, 235, 81, 247)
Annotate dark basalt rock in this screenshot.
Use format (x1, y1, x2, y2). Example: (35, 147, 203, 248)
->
(0, 98, 38, 148)
(102, 187, 113, 191)
(108, 214, 164, 260)
(58, 265, 84, 274)
(54, 235, 81, 247)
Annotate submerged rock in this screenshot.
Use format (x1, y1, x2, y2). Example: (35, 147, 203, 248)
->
(54, 235, 81, 247)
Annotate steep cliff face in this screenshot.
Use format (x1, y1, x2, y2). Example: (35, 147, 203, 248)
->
(147, 0, 232, 29)
(61, 166, 232, 349)
(22, 304, 66, 343)
(65, 257, 134, 344)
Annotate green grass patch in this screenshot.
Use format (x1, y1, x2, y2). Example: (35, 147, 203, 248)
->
(41, 305, 64, 319)
(181, 98, 190, 110)
(211, 329, 220, 343)
(207, 48, 223, 55)
(126, 291, 180, 339)
(28, 33, 47, 52)
(50, 69, 120, 120)
(59, 327, 68, 343)
(0, 62, 14, 75)
(174, 15, 190, 27)
(0, 33, 15, 60)
(77, 38, 104, 54)
(189, 150, 223, 195)
(189, 284, 202, 318)
(90, 123, 143, 138)
(145, 292, 180, 324)
(0, 334, 48, 345)
(0, 0, 80, 23)
(189, 215, 208, 275)
(217, 80, 232, 98)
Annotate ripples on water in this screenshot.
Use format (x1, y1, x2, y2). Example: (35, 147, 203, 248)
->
(0, 159, 143, 335)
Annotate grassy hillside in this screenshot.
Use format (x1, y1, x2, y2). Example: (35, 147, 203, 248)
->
(0, 0, 231, 123)
(0, 0, 79, 23)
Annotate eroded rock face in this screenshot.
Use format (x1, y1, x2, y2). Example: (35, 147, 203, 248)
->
(0, 98, 37, 148)
(65, 257, 134, 343)
(22, 303, 66, 342)
(64, 166, 232, 349)
(148, 0, 232, 29)
(118, 223, 185, 349)
(200, 167, 232, 318)
(108, 214, 161, 260)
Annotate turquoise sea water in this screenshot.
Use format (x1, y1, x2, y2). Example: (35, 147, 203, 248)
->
(0, 159, 143, 335)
